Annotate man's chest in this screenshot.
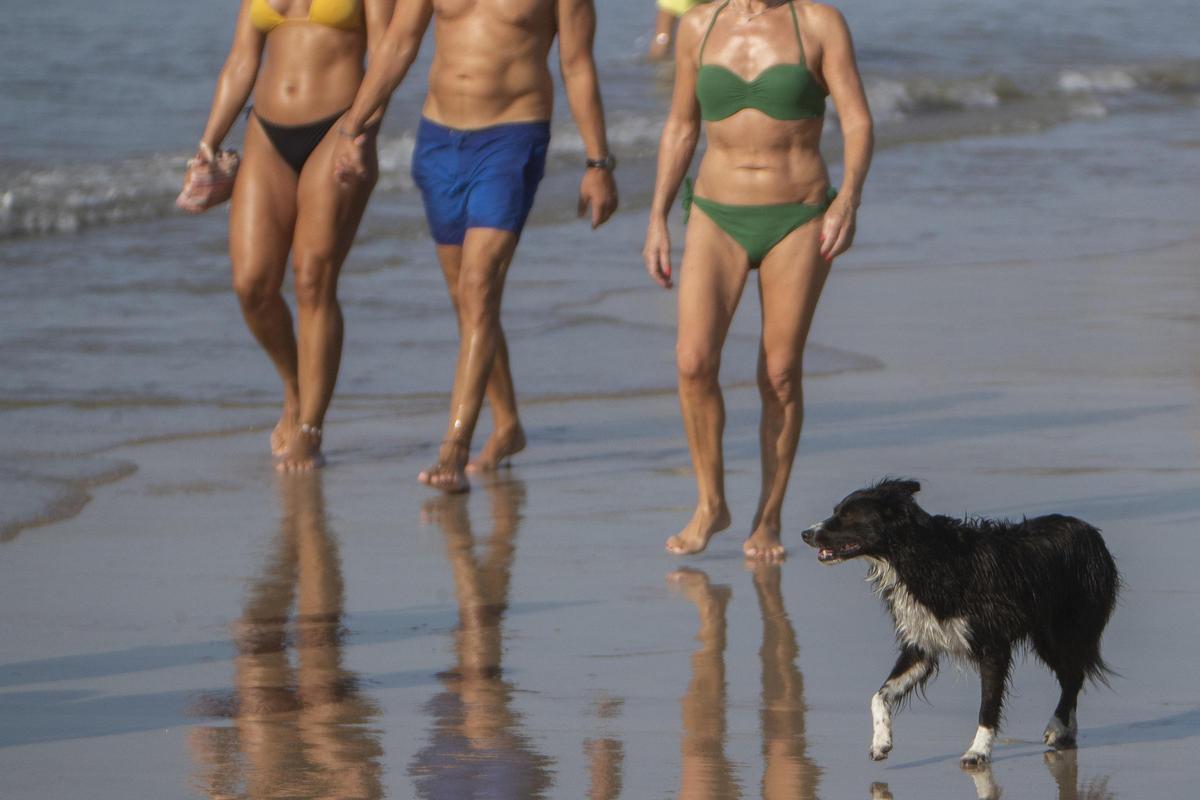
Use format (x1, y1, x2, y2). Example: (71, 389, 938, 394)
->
(433, 0, 554, 27)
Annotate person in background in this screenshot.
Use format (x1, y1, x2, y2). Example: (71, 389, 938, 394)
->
(648, 0, 711, 60)
(188, 0, 395, 471)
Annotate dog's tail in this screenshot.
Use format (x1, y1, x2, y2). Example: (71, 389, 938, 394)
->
(1083, 528, 1122, 688)
(1051, 519, 1122, 688)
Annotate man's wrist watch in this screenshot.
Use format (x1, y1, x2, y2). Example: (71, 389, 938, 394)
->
(585, 153, 617, 171)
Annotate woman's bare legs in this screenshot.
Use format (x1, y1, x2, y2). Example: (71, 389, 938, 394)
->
(229, 118, 376, 471)
(276, 122, 378, 472)
(229, 120, 301, 458)
(433, 244, 526, 474)
(743, 220, 831, 560)
(667, 209, 749, 554)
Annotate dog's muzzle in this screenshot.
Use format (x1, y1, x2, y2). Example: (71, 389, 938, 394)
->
(801, 523, 822, 546)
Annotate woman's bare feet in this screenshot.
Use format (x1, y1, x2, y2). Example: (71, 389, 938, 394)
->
(270, 402, 299, 457)
(276, 424, 324, 473)
(466, 424, 526, 473)
(665, 503, 731, 555)
(419, 439, 470, 494)
(743, 522, 786, 562)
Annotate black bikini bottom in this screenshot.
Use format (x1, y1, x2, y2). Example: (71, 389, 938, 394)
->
(251, 107, 348, 173)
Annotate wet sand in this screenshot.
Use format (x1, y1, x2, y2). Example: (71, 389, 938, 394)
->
(4, 201, 1200, 797)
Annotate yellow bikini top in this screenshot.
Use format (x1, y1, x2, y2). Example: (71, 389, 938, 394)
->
(250, 0, 363, 33)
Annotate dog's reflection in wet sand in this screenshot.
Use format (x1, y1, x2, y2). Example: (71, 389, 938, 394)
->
(869, 747, 1114, 800)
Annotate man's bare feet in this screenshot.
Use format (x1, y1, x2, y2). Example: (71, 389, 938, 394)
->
(466, 424, 525, 473)
(276, 424, 324, 473)
(665, 503, 731, 555)
(419, 439, 470, 494)
(743, 522, 786, 562)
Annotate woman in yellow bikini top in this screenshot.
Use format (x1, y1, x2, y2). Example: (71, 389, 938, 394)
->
(249, 0, 363, 34)
(183, 0, 390, 472)
(641, 0, 874, 561)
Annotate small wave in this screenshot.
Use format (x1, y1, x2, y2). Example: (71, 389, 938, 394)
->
(5, 57, 1198, 242)
(0, 154, 185, 239)
(0, 113, 670, 241)
(375, 130, 418, 192)
(548, 111, 666, 158)
(1058, 68, 1137, 94)
(864, 74, 1023, 121)
(1057, 59, 1200, 95)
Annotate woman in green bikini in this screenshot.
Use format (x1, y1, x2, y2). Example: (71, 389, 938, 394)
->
(643, 0, 872, 559)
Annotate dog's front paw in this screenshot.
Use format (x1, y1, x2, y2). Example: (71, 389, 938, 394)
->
(869, 742, 892, 761)
(959, 750, 991, 770)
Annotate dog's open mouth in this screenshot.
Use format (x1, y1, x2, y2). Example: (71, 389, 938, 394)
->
(817, 542, 863, 563)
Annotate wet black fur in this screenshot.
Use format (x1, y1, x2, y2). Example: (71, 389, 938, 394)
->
(803, 478, 1120, 746)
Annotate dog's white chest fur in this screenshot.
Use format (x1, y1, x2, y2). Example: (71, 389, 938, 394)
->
(868, 560, 972, 657)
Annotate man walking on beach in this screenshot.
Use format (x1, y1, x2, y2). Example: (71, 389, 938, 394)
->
(334, 0, 618, 492)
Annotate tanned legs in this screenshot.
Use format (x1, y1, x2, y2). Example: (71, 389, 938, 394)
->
(668, 207, 830, 558)
(743, 218, 831, 560)
(433, 243, 526, 477)
(229, 117, 376, 472)
(666, 208, 747, 554)
(419, 229, 520, 493)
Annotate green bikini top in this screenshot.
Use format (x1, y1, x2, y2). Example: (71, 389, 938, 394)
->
(696, 0, 827, 122)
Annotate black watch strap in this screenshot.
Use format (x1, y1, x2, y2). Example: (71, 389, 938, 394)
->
(585, 153, 617, 171)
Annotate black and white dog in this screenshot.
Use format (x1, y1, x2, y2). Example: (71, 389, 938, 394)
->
(802, 479, 1119, 767)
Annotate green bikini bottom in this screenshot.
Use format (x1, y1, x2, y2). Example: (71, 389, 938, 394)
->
(682, 177, 837, 267)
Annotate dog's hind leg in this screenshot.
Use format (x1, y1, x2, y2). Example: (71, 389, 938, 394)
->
(870, 645, 937, 761)
(961, 651, 1012, 768)
(1043, 667, 1082, 749)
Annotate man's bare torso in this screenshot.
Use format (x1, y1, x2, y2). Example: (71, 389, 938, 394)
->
(424, 0, 558, 128)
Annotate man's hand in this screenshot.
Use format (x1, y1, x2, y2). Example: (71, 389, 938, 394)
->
(333, 130, 370, 185)
(578, 168, 618, 229)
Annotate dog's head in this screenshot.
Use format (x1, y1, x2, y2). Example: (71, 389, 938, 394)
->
(801, 479, 923, 564)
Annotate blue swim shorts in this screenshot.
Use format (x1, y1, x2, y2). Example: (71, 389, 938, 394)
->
(411, 117, 552, 246)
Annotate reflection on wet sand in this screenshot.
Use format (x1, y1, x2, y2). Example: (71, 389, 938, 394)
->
(189, 472, 383, 799)
(669, 566, 820, 800)
(752, 564, 821, 800)
(408, 480, 554, 798)
(1044, 749, 1115, 800)
(870, 749, 1115, 800)
(585, 696, 625, 800)
(668, 567, 740, 799)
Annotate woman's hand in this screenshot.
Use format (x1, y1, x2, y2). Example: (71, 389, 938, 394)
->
(819, 194, 858, 262)
(333, 130, 370, 184)
(194, 141, 215, 165)
(177, 141, 216, 215)
(643, 217, 674, 289)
